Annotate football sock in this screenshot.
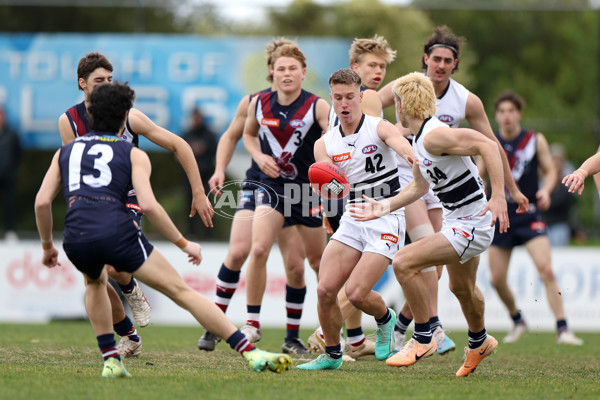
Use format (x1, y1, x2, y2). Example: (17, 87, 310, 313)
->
(557, 319, 568, 334)
(395, 312, 412, 334)
(325, 344, 343, 360)
(511, 310, 524, 325)
(429, 316, 442, 332)
(246, 305, 261, 329)
(114, 316, 140, 342)
(118, 277, 136, 294)
(413, 322, 433, 344)
(346, 327, 365, 347)
(226, 330, 255, 355)
(215, 264, 240, 313)
(468, 328, 487, 349)
(375, 308, 391, 325)
(97, 333, 120, 361)
(284, 285, 306, 341)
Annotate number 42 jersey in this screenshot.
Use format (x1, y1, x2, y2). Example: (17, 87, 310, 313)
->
(413, 116, 487, 220)
(58, 133, 136, 243)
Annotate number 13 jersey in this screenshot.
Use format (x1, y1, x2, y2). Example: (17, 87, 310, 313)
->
(413, 116, 487, 220)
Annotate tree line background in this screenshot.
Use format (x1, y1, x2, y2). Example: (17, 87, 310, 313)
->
(2, 0, 600, 241)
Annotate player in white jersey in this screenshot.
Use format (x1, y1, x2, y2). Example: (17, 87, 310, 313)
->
(310, 35, 396, 360)
(378, 26, 529, 353)
(353, 72, 508, 377)
(297, 69, 414, 371)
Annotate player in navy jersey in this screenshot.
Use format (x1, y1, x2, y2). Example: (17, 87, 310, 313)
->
(297, 69, 415, 371)
(378, 26, 529, 354)
(36, 82, 292, 378)
(242, 43, 330, 351)
(487, 90, 582, 346)
(58, 52, 214, 356)
(309, 35, 396, 361)
(353, 72, 508, 377)
(197, 38, 311, 355)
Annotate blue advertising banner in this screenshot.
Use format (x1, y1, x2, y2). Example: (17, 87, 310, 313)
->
(0, 34, 350, 150)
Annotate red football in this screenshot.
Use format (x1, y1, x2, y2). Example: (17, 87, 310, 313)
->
(308, 161, 350, 199)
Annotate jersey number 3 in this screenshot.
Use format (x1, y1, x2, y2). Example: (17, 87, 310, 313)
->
(69, 142, 114, 192)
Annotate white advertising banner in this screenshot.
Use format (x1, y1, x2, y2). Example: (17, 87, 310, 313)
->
(1, 241, 599, 332)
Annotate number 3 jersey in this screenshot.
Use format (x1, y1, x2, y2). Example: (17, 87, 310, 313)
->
(323, 114, 401, 212)
(413, 116, 487, 220)
(255, 89, 322, 187)
(59, 134, 136, 243)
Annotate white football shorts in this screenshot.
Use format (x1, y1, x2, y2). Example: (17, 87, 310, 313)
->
(332, 210, 405, 261)
(440, 211, 494, 263)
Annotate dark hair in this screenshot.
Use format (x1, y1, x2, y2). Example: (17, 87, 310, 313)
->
(421, 25, 464, 73)
(77, 52, 113, 91)
(329, 68, 362, 87)
(494, 90, 526, 112)
(88, 82, 135, 133)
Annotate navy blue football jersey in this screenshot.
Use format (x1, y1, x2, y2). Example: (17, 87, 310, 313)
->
(59, 133, 137, 242)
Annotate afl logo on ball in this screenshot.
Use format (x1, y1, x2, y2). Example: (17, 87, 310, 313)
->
(290, 119, 305, 128)
(362, 144, 378, 154)
(438, 115, 454, 124)
(423, 158, 432, 166)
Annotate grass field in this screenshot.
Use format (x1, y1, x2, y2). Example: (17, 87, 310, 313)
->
(1, 321, 599, 400)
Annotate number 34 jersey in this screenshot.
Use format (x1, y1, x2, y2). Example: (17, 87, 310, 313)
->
(58, 133, 136, 243)
(413, 116, 487, 220)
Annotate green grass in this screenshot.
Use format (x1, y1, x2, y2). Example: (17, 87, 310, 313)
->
(1, 322, 599, 400)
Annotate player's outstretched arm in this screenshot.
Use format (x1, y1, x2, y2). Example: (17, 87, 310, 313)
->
(34, 150, 63, 268)
(128, 108, 213, 227)
(131, 148, 202, 264)
(563, 150, 600, 195)
(209, 95, 252, 196)
(466, 92, 528, 214)
(351, 160, 429, 221)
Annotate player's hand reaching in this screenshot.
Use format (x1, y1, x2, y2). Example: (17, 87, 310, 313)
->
(350, 195, 390, 221)
(41, 247, 61, 268)
(562, 169, 588, 195)
(182, 241, 203, 265)
(481, 194, 509, 233)
(208, 170, 226, 197)
(322, 214, 334, 234)
(191, 193, 214, 228)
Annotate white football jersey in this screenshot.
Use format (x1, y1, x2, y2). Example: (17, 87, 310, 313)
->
(435, 78, 469, 129)
(413, 116, 487, 220)
(323, 114, 401, 209)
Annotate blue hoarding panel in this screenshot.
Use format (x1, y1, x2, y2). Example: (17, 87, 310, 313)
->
(0, 34, 349, 150)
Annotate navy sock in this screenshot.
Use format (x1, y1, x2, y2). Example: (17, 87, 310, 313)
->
(468, 328, 487, 349)
(413, 322, 432, 344)
(246, 305, 261, 329)
(118, 277, 136, 294)
(285, 285, 306, 341)
(226, 330, 255, 355)
(113, 316, 140, 342)
(429, 316, 441, 332)
(215, 264, 241, 313)
(395, 312, 412, 334)
(325, 344, 342, 360)
(97, 333, 120, 361)
(375, 309, 391, 325)
(557, 319, 568, 333)
(511, 311, 523, 325)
